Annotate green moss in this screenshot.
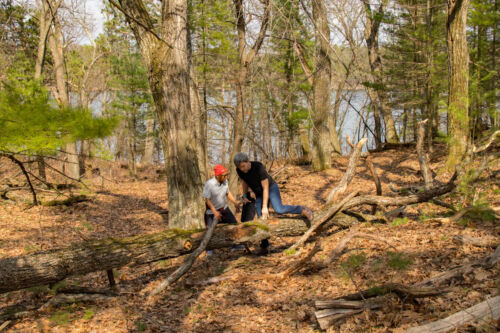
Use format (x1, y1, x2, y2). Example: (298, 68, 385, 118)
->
(49, 281, 67, 295)
(391, 217, 409, 227)
(284, 248, 296, 255)
(366, 286, 386, 297)
(50, 310, 72, 326)
(28, 285, 50, 295)
(243, 222, 270, 231)
(83, 308, 95, 320)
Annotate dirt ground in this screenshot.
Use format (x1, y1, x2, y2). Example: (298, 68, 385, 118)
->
(1, 144, 499, 332)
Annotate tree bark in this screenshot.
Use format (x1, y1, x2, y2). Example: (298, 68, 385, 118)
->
(405, 296, 500, 333)
(416, 120, 433, 189)
(141, 113, 155, 165)
(117, 0, 205, 229)
(445, 0, 470, 169)
(311, 0, 335, 171)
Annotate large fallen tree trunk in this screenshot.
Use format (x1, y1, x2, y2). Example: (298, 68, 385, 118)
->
(0, 219, 308, 294)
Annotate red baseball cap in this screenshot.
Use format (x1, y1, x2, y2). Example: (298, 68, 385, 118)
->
(214, 164, 228, 176)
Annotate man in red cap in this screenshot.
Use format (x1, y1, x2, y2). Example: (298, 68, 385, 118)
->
(202, 164, 241, 228)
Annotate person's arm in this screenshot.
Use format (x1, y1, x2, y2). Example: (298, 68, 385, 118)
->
(205, 198, 221, 221)
(261, 178, 269, 219)
(227, 191, 241, 213)
(241, 179, 249, 197)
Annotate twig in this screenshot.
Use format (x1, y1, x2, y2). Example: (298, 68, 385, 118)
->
(0, 153, 38, 205)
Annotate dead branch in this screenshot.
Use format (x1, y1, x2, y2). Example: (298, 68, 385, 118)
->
(0, 153, 38, 205)
(341, 174, 457, 211)
(148, 217, 220, 297)
(326, 138, 368, 203)
(290, 191, 359, 250)
(314, 308, 365, 330)
(277, 242, 322, 278)
(416, 120, 433, 190)
(347, 134, 381, 214)
(365, 153, 382, 214)
(416, 244, 500, 287)
(314, 282, 446, 330)
(39, 293, 114, 311)
(452, 235, 498, 248)
(337, 283, 447, 301)
(405, 296, 500, 333)
(472, 130, 500, 154)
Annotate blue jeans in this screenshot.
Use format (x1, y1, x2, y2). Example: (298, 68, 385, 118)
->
(255, 183, 303, 218)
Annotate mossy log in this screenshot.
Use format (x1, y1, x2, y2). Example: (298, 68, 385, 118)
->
(0, 214, 357, 294)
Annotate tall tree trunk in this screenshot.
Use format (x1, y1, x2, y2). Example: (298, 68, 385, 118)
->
(118, 0, 205, 230)
(187, 7, 208, 182)
(34, 0, 59, 182)
(425, 0, 435, 152)
(141, 112, 155, 165)
(47, 13, 80, 180)
(127, 110, 137, 178)
(284, 39, 297, 159)
(362, 0, 399, 144)
(445, 0, 470, 169)
(311, 0, 333, 170)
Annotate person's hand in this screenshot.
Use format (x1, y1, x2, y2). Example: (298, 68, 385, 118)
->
(235, 203, 241, 213)
(240, 196, 251, 204)
(214, 211, 222, 222)
(261, 207, 269, 220)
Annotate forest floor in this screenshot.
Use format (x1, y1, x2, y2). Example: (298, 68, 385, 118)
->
(0, 144, 499, 333)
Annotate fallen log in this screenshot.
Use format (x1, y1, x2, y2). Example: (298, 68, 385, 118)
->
(0, 215, 332, 294)
(315, 298, 383, 330)
(314, 283, 447, 330)
(0, 221, 268, 294)
(453, 235, 498, 248)
(405, 296, 500, 333)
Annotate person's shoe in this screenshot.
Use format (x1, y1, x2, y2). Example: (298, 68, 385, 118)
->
(302, 206, 314, 222)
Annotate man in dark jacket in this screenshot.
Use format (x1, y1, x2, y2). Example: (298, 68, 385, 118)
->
(234, 152, 313, 221)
